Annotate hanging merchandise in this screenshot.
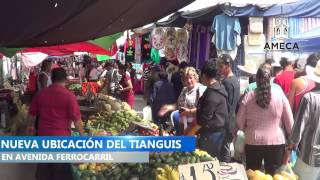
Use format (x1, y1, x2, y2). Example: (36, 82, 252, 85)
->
(211, 13, 241, 60)
(243, 35, 266, 72)
(150, 48, 160, 64)
(165, 47, 177, 61)
(248, 34, 265, 46)
(249, 17, 264, 34)
(21, 52, 48, 68)
(164, 28, 177, 61)
(96, 55, 111, 61)
(176, 29, 189, 62)
(164, 27, 177, 48)
(135, 36, 142, 64)
(141, 33, 152, 63)
(189, 25, 211, 68)
(151, 27, 165, 50)
(125, 39, 135, 63)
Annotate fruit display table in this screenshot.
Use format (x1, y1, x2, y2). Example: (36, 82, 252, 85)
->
(71, 94, 220, 180)
(72, 150, 216, 180)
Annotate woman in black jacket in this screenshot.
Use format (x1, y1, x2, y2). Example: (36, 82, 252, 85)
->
(184, 60, 229, 160)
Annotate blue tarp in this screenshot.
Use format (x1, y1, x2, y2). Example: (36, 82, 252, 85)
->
(285, 28, 320, 52)
(227, 0, 320, 17)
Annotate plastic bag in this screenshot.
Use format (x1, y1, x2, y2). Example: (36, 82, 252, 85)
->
(275, 164, 298, 180)
(234, 130, 246, 154)
(143, 106, 153, 121)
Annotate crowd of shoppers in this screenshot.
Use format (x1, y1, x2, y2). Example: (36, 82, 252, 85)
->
(152, 53, 320, 178)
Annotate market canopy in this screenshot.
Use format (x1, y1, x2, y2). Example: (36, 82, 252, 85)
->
(226, 0, 320, 17)
(156, 0, 320, 27)
(0, 32, 122, 57)
(21, 42, 118, 57)
(156, 5, 223, 27)
(285, 27, 320, 52)
(0, 0, 193, 48)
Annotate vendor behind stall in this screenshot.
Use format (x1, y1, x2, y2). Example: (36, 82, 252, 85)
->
(99, 60, 121, 97)
(118, 64, 134, 108)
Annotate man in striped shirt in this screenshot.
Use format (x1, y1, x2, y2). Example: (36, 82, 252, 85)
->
(289, 61, 320, 179)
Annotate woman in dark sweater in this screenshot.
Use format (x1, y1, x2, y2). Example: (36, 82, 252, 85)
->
(184, 60, 229, 160)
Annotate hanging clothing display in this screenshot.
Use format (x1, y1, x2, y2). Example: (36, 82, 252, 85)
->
(151, 27, 165, 50)
(141, 33, 152, 63)
(247, 34, 265, 46)
(151, 48, 160, 64)
(164, 28, 177, 61)
(125, 46, 135, 63)
(211, 13, 241, 51)
(188, 25, 211, 69)
(249, 17, 264, 34)
(135, 36, 141, 64)
(164, 27, 177, 48)
(243, 35, 266, 73)
(124, 39, 135, 63)
(176, 29, 189, 62)
(233, 37, 245, 78)
(213, 35, 241, 60)
(21, 52, 48, 68)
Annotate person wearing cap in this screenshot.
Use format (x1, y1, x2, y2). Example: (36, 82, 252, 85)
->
(288, 60, 320, 179)
(217, 54, 240, 163)
(274, 56, 296, 95)
(288, 54, 318, 114)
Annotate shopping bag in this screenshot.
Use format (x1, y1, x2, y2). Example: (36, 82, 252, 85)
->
(290, 150, 298, 167)
(234, 130, 246, 154)
(142, 106, 153, 121)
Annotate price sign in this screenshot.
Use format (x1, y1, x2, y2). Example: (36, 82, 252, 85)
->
(178, 160, 220, 180)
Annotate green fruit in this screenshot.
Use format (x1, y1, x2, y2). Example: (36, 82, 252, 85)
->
(166, 157, 174, 164)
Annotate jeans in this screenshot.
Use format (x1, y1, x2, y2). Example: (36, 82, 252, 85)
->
(171, 110, 182, 135)
(198, 131, 225, 161)
(220, 132, 233, 163)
